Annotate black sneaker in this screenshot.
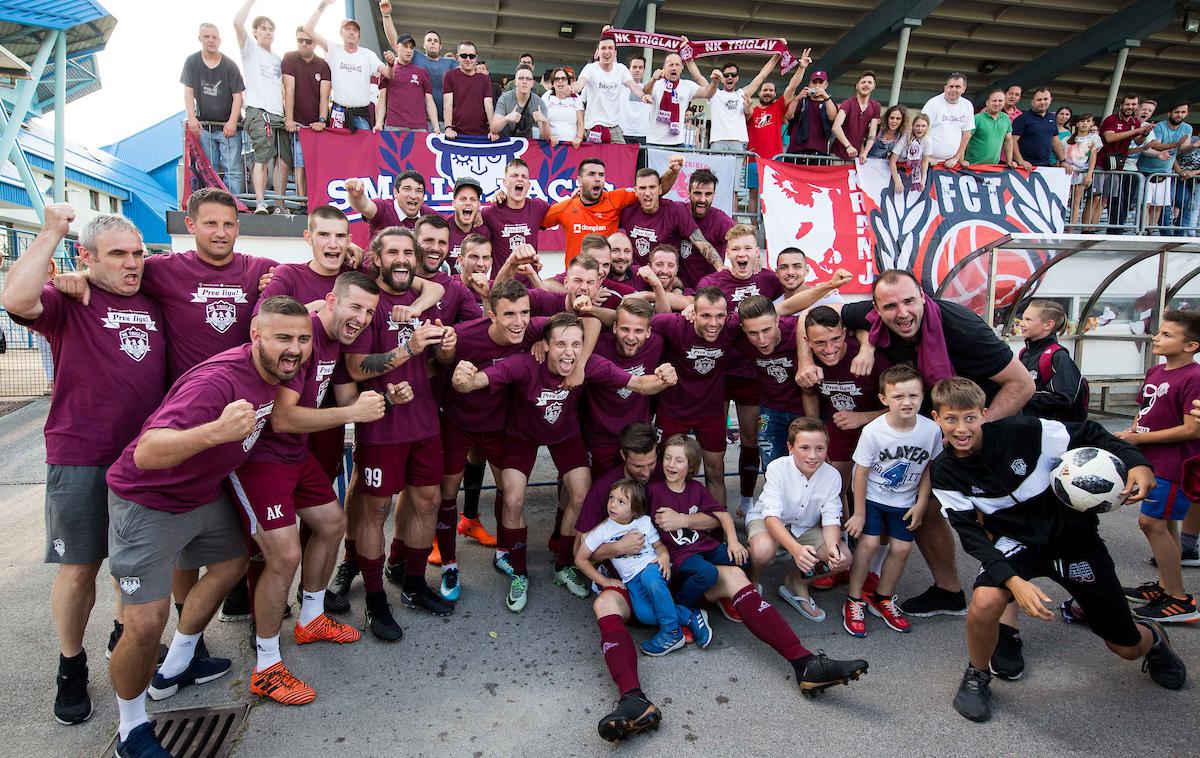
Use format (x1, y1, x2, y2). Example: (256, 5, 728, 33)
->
(1182, 546, 1200, 567)
(384, 560, 405, 586)
(597, 691, 661, 742)
(217, 578, 251, 622)
(953, 665, 992, 722)
(401, 583, 454, 616)
(899, 585, 967, 617)
(365, 593, 403, 643)
(1123, 580, 1165, 604)
(54, 654, 91, 725)
(1137, 619, 1187, 690)
(793, 652, 868, 697)
(328, 560, 359, 598)
(296, 586, 351, 615)
(989, 623, 1024, 681)
(106, 621, 168, 664)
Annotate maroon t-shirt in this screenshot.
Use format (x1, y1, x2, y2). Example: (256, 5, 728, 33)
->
(680, 207, 735, 288)
(15, 286, 167, 466)
(583, 331, 665, 448)
(425, 270, 483, 324)
(106, 344, 278, 513)
(832, 97, 881, 160)
(527, 287, 568, 316)
(698, 268, 784, 380)
(445, 316, 547, 432)
(1099, 113, 1141, 162)
(735, 316, 804, 412)
(481, 200, 551, 276)
(815, 337, 886, 460)
(1134, 362, 1200, 481)
(141, 251, 277, 381)
(483, 353, 629, 444)
(384, 62, 432, 129)
(622, 199, 698, 270)
(256, 262, 338, 312)
(448, 221, 491, 273)
(346, 288, 440, 445)
(443, 68, 492, 135)
(249, 313, 341, 464)
(281, 52, 332, 125)
(651, 312, 739, 421)
(646, 479, 724, 563)
(577, 464, 664, 534)
(367, 198, 440, 240)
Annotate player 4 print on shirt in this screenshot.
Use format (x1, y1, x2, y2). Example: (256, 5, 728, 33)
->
(191, 283, 249, 334)
(873, 445, 932, 488)
(101, 308, 159, 362)
(686, 346, 724, 375)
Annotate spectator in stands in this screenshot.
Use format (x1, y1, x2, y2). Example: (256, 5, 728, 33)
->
(785, 69, 837, 156)
(1055, 106, 1073, 143)
(282, 26, 330, 198)
(641, 50, 710, 148)
(376, 31, 438, 132)
(620, 55, 652, 145)
(831, 70, 881, 161)
(503, 53, 535, 92)
(964, 90, 1014, 166)
(379, 2, 452, 126)
(864, 105, 906, 161)
(234, 1, 290, 215)
(305, 3, 387, 133)
(1140, 102, 1193, 230)
(1063, 113, 1102, 230)
(573, 38, 652, 144)
(890, 114, 932, 194)
(477, 61, 503, 103)
(1003, 85, 1022, 121)
(1011, 87, 1066, 169)
(690, 55, 777, 201)
(921, 73, 973, 168)
(747, 47, 810, 161)
(491, 65, 551, 141)
(1171, 134, 1200, 236)
(1100, 94, 1156, 233)
(182, 23, 245, 197)
(444, 41, 494, 139)
(544, 68, 584, 148)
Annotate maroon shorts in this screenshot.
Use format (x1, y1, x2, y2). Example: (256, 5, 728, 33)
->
(441, 419, 508, 476)
(725, 375, 762, 406)
(229, 456, 336, 533)
(588, 443, 621, 478)
(658, 412, 727, 453)
(354, 437, 444, 497)
(503, 435, 589, 477)
(308, 425, 346, 481)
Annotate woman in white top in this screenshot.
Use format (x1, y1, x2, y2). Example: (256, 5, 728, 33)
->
(543, 67, 584, 148)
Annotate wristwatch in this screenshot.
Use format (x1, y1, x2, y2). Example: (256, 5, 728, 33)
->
(319, 116, 328, 124)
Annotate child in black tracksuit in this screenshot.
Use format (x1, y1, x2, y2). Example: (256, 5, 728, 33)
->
(928, 377, 1187, 723)
(1018, 300, 1086, 422)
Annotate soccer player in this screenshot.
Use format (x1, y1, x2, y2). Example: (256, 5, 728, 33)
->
(620, 167, 719, 286)
(680, 169, 735, 287)
(3, 206, 168, 725)
(345, 170, 438, 238)
(104, 296, 310, 756)
(412, 213, 485, 324)
(447, 177, 491, 271)
(480, 159, 550, 277)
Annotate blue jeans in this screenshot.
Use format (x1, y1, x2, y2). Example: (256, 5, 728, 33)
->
(758, 406, 802, 471)
(675, 544, 748, 607)
(198, 127, 243, 196)
(1171, 177, 1200, 236)
(349, 114, 372, 131)
(625, 563, 689, 634)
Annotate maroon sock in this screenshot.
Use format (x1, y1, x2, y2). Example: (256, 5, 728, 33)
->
(503, 526, 528, 575)
(388, 537, 405, 566)
(551, 507, 565, 541)
(494, 490, 506, 551)
(732, 585, 810, 660)
(360, 555, 384, 593)
(598, 614, 641, 695)
(554, 532, 575, 570)
(403, 546, 431, 592)
(739, 446, 760, 498)
(436, 498, 458, 564)
(344, 539, 359, 567)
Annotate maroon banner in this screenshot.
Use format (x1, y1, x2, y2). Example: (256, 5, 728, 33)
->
(298, 129, 639, 249)
(603, 29, 797, 73)
(182, 129, 249, 212)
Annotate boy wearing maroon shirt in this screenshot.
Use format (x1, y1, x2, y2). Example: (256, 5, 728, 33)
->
(343, 228, 458, 640)
(103, 296, 309, 755)
(3, 207, 168, 726)
(620, 168, 720, 286)
(481, 159, 550, 278)
(346, 170, 439, 238)
(452, 312, 676, 613)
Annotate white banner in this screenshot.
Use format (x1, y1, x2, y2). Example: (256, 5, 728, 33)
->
(648, 148, 738, 215)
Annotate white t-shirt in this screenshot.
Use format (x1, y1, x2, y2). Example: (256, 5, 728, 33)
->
(579, 61, 634, 128)
(851, 414, 943, 507)
(709, 87, 749, 143)
(921, 93, 975, 160)
(621, 90, 651, 138)
(544, 93, 583, 142)
(326, 44, 383, 107)
(647, 79, 701, 146)
(750, 457, 843, 539)
(583, 515, 660, 582)
(240, 38, 283, 115)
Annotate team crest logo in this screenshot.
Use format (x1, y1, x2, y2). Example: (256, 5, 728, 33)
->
(1010, 458, 1027, 476)
(543, 402, 563, 424)
(53, 538, 65, 557)
(1028, 369, 1039, 380)
(119, 327, 151, 362)
(119, 576, 141, 594)
(767, 364, 787, 383)
(634, 236, 651, 258)
(1066, 561, 1095, 584)
(205, 301, 237, 333)
(243, 402, 275, 452)
(831, 394, 855, 412)
(427, 134, 528, 199)
(388, 319, 416, 346)
(509, 233, 526, 248)
(679, 240, 693, 259)
(535, 388, 569, 424)
(694, 356, 715, 375)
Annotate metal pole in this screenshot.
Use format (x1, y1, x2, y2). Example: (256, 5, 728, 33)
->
(53, 30, 66, 203)
(0, 30, 57, 171)
(889, 25, 912, 107)
(0, 107, 44, 218)
(644, 2, 656, 76)
(1103, 46, 1130, 118)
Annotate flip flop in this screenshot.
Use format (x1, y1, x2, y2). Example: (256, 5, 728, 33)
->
(778, 584, 826, 622)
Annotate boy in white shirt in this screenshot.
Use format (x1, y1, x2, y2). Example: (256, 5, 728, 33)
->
(750, 417, 850, 623)
(844, 364, 941, 637)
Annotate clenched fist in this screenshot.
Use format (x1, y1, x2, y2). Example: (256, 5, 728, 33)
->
(653, 363, 678, 386)
(352, 390, 387, 422)
(215, 399, 257, 443)
(42, 203, 75, 239)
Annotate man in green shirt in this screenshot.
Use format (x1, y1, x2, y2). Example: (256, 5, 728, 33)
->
(965, 90, 1016, 166)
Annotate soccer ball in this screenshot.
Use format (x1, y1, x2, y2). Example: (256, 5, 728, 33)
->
(1051, 447, 1128, 514)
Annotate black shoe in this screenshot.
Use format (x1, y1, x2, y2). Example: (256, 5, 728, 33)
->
(899, 585, 967, 617)
(952, 665, 992, 722)
(54, 654, 91, 725)
(794, 652, 868, 697)
(989, 623, 1024, 681)
(218, 578, 251, 622)
(106, 621, 168, 664)
(328, 560, 359, 598)
(296, 586, 351, 615)
(1138, 619, 1187, 690)
(365, 594, 404, 643)
(384, 560, 405, 587)
(597, 691, 661, 742)
(401, 583, 454, 616)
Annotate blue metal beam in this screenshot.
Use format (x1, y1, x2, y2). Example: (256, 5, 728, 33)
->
(0, 106, 45, 219)
(0, 30, 56, 176)
(53, 27, 66, 203)
(973, 0, 1180, 100)
(811, 0, 943, 82)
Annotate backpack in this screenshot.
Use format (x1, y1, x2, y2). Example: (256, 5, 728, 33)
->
(1023, 342, 1089, 422)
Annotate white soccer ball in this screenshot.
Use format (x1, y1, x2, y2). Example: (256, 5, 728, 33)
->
(1051, 447, 1128, 514)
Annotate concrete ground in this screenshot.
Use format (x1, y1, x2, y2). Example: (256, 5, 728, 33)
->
(0, 399, 1196, 757)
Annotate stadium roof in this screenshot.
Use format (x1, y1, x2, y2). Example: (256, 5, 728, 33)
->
(0, 1, 115, 62)
(102, 111, 184, 174)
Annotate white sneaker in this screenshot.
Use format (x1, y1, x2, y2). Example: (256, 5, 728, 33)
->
(254, 202, 269, 215)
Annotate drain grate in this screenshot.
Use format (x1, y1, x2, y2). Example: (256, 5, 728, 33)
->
(102, 703, 250, 758)
(0, 400, 31, 417)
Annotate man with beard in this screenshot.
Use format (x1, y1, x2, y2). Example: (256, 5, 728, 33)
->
(746, 51, 812, 205)
(343, 228, 457, 640)
(621, 167, 719, 287)
(680, 169, 735, 287)
(1139, 101, 1193, 229)
(346, 170, 438, 240)
(104, 296, 310, 756)
(230, 274, 388, 705)
(447, 178, 491, 273)
(831, 71, 881, 161)
(631, 244, 692, 311)
(481, 159, 550, 277)
(605, 232, 639, 291)
(539, 234, 631, 306)
(412, 213, 484, 323)
(573, 37, 653, 144)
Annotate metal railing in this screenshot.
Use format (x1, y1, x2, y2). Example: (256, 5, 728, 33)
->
(1142, 172, 1200, 237)
(1060, 169, 1146, 234)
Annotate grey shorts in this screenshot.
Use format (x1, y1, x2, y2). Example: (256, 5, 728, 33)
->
(108, 491, 247, 604)
(746, 518, 824, 547)
(45, 464, 110, 564)
(244, 106, 292, 165)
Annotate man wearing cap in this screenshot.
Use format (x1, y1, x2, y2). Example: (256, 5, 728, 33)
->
(377, 30, 439, 132)
(379, 2, 454, 129)
(785, 69, 837, 156)
(448, 177, 491, 272)
(305, 0, 389, 132)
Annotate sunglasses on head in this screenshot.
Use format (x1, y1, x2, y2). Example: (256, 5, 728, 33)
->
(459, 52, 477, 59)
